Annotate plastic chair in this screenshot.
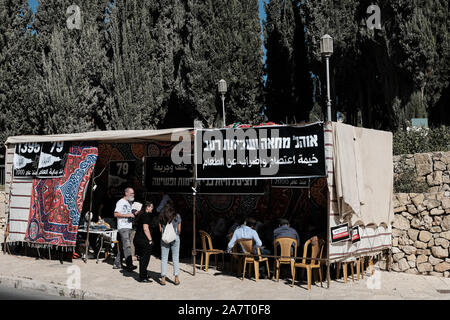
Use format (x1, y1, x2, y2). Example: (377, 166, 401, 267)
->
(227, 232, 242, 274)
(336, 260, 356, 283)
(273, 237, 297, 282)
(292, 238, 325, 290)
(237, 239, 270, 281)
(199, 230, 224, 272)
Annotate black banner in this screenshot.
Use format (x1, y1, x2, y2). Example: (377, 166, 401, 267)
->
(145, 157, 193, 193)
(271, 178, 310, 188)
(108, 160, 136, 197)
(13, 143, 41, 177)
(37, 142, 70, 178)
(14, 142, 71, 178)
(198, 178, 265, 195)
(145, 157, 265, 194)
(195, 123, 326, 180)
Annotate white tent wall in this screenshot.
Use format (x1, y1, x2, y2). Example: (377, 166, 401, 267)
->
(4, 148, 35, 244)
(2, 146, 33, 244)
(3, 145, 14, 241)
(326, 122, 393, 263)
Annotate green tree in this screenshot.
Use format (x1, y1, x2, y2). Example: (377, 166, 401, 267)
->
(264, 0, 313, 124)
(300, 0, 449, 130)
(181, 0, 265, 128)
(0, 0, 42, 143)
(33, 0, 114, 133)
(108, 0, 169, 130)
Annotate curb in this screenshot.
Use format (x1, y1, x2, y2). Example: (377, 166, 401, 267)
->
(0, 275, 130, 300)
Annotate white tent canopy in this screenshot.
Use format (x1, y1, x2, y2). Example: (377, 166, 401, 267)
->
(5, 128, 193, 145)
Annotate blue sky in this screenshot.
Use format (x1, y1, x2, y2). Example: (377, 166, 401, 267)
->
(28, 0, 38, 13)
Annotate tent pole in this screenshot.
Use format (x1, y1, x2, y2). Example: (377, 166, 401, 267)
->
(84, 174, 95, 263)
(326, 122, 331, 289)
(326, 183, 331, 288)
(192, 131, 197, 276)
(193, 181, 197, 276)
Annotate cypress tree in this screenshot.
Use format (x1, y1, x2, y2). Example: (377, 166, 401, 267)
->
(264, 0, 313, 124)
(0, 0, 42, 143)
(181, 0, 265, 128)
(32, 0, 113, 134)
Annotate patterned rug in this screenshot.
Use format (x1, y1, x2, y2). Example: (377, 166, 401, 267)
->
(25, 145, 98, 248)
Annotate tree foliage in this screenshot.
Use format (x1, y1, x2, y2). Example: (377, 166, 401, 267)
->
(298, 0, 449, 130)
(1, 0, 449, 144)
(264, 0, 313, 124)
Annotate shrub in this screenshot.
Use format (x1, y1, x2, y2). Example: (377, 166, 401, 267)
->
(393, 126, 450, 155)
(393, 157, 429, 193)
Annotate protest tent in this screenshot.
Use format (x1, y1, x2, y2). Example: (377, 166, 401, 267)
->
(3, 128, 192, 256)
(192, 121, 394, 286)
(3, 123, 394, 286)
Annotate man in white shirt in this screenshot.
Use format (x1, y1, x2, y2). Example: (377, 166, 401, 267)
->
(227, 217, 263, 253)
(113, 187, 137, 271)
(227, 217, 270, 278)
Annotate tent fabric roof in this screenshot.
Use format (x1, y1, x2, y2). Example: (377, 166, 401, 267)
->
(5, 128, 193, 145)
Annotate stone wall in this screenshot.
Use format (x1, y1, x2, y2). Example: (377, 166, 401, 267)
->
(387, 192, 450, 277)
(394, 151, 450, 193)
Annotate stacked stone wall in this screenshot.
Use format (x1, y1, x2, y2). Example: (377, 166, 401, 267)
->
(384, 192, 450, 277)
(394, 152, 450, 193)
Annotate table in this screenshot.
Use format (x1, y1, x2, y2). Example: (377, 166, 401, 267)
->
(77, 228, 118, 263)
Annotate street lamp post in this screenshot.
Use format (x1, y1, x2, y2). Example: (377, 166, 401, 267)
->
(320, 35, 333, 122)
(218, 79, 227, 127)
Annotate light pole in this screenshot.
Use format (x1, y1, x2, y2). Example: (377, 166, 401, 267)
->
(320, 34, 333, 122)
(218, 79, 227, 127)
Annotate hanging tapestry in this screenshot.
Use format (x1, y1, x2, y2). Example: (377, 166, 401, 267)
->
(25, 145, 98, 248)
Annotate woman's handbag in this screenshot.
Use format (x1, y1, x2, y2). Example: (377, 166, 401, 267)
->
(162, 221, 177, 244)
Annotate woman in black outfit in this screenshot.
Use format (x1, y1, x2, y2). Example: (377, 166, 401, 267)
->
(133, 201, 154, 282)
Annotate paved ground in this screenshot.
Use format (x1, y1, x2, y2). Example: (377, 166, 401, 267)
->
(0, 250, 449, 300)
(0, 284, 74, 300)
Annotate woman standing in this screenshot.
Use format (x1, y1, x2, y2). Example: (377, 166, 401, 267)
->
(159, 201, 181, 286)
(133, 201, 154, 283)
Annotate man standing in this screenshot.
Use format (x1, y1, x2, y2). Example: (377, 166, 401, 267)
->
(113, 187, 137, 271)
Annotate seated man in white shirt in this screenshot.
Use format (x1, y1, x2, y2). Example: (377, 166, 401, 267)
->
(227, 217, 262, 253)
(227, 217, 270, 278)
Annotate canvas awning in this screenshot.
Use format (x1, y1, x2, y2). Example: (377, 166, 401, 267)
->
(332, 122, 394, 226)
(5, 128, 193, 145)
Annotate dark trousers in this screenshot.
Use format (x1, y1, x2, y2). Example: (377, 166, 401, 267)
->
(134, 238, 153, 279)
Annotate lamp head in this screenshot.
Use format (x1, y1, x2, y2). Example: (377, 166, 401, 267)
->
(218, 79, 227, 94)
(320, 34, 333, 57)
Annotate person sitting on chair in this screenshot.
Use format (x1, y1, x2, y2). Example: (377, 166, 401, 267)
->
(273, 218, 300, 256)
(227, 217, 270, 279)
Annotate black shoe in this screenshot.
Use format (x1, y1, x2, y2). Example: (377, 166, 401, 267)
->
(123, 265, 137, 272)
(113, 265, 121, 270)
(138, 277, 152, 283)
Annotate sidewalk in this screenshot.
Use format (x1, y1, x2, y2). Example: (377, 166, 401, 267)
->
(0, 250, 449, 300)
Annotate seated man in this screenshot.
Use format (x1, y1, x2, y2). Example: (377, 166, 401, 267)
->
(227, 217, 270, 278)
(227, 217, 262, 253)
(273, 218, 300, 256)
